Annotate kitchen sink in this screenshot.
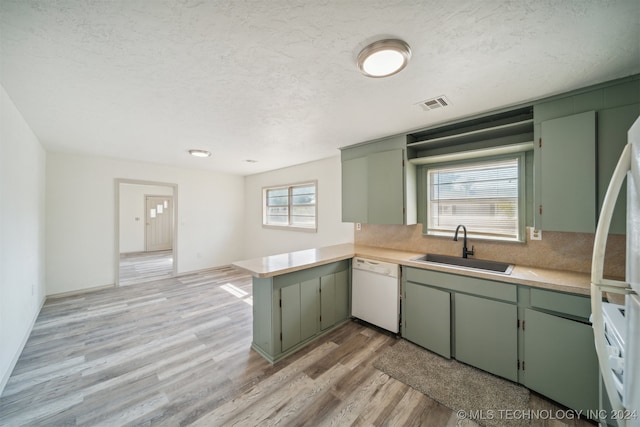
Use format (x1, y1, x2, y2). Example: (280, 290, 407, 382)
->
(411, 253, 514, 274)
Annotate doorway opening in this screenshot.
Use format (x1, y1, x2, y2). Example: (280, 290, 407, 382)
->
(116, 179, 178, 286)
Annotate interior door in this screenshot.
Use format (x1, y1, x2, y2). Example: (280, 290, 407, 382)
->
(145, 196, 173, 251)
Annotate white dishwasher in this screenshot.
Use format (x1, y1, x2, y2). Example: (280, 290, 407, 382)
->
(351, 257, 400, 333)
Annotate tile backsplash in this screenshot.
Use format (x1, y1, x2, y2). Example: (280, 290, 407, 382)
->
(354, 223, 625, 278)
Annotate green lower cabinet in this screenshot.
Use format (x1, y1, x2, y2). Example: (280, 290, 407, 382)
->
(280, 282, 303, 352)
(300, 279, 320, 343)
(321, 270, 349, 330)
(455, 293, 518, 382)
(400, 266, 600, 417)
(335, 270, 350, 323)
(522, 308, 599, 412)
(320, 274, 336, 330)
(281, 273, 349, 353)
(251, 260, 351, 363)
(403, 281, 451, 358)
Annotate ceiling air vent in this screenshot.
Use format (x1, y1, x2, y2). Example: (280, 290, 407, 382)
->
(418, 95, 451, 111)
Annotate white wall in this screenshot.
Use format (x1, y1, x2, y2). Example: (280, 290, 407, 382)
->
(46, 153, 245, 295)
(243, 156, 353, 258)
(0, 86, 47, 394)
(119, 183, 174, 253)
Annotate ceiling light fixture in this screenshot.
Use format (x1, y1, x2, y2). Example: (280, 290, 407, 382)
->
(188, 149, 211, 158)
(357, 39, 411, 78)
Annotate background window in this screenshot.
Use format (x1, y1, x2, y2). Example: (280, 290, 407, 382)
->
(423, 156, 523, 241)
(263, 182, 317, 231)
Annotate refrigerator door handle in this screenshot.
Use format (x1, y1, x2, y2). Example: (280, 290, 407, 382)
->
(591, 143, 632, 423)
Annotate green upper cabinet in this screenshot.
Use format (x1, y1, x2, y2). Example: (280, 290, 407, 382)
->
(367, 149, 405, 224)
(597, 103, 640, 234)
(533, 77, 640, 234)
(341, 156, 368, 223)
(341, 135, 417, 225)
(538, 110, 597, 233)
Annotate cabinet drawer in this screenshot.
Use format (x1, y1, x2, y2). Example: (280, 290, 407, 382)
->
(405, 267, 517, 302)
(530, 288, 591, 320)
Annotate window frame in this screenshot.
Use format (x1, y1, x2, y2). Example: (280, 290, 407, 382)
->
(262, 180, 318, 232)
(417, 153, 526, 242)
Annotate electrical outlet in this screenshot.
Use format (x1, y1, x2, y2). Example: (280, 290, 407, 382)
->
(356, 223, 362, 231)
(530, 228, 542, 241)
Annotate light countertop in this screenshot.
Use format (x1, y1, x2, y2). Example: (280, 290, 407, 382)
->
(232, 243, 594, 296)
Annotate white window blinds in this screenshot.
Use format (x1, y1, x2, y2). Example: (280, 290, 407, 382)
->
(427, 157, 519, 239)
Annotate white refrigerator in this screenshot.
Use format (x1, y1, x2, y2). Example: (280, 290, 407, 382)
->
(591, 116, 640, 426)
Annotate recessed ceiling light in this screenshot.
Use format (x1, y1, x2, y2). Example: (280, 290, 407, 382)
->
(357, 39, 411, 78)
(188, 149, 211, 158)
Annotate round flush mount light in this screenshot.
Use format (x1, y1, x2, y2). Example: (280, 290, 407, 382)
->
(357, 39, 411, 78)
(188, 149, 211, 158)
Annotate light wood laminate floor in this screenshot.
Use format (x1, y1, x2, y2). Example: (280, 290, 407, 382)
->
(119, 250, 174, 286)
(1, 266, 595, 426)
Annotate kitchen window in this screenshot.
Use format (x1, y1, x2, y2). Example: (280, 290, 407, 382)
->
(418, 155, 525, 241)
(263, 182, 317, 231)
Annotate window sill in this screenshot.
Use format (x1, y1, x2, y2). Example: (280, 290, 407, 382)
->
(262, 224, 317, 233)
(426, 230, 525, 244)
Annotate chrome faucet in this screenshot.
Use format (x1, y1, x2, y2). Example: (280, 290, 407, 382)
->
(453, 225, 474, 259)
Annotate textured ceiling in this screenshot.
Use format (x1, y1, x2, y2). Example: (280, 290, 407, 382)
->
(1, 0, 639, 175)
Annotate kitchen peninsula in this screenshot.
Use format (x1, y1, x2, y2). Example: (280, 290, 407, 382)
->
(234, 243, 600, 413)
(233, 242, 596, 364)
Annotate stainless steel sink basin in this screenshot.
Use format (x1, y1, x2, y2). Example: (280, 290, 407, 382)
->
(411, 253, 514, 274)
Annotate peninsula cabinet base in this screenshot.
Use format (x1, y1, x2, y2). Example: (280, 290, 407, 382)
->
(251, 260, 351, 364)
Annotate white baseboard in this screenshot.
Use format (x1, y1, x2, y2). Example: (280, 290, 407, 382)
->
(47, 283, 115, 299)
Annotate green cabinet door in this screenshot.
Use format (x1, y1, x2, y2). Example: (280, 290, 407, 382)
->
(523, 308, 598, 413)
(403, 282, 451, 358)
(280, 271, 350, 353)
(539, 110, 596, 232)
(334, 270, 350, 323)
(455, 293, 518, 381)
(367, 149, 405, 224)
(342, 156, 368, 223)
(300, 279, 319, 342)
(280, 283, 301, 352)
(320, 270, 350, 330)
(341, 144, 410, 225)
(320, 274, 336, 330)
(597, 103, 640, 234)
(281, 279, 320, 352)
